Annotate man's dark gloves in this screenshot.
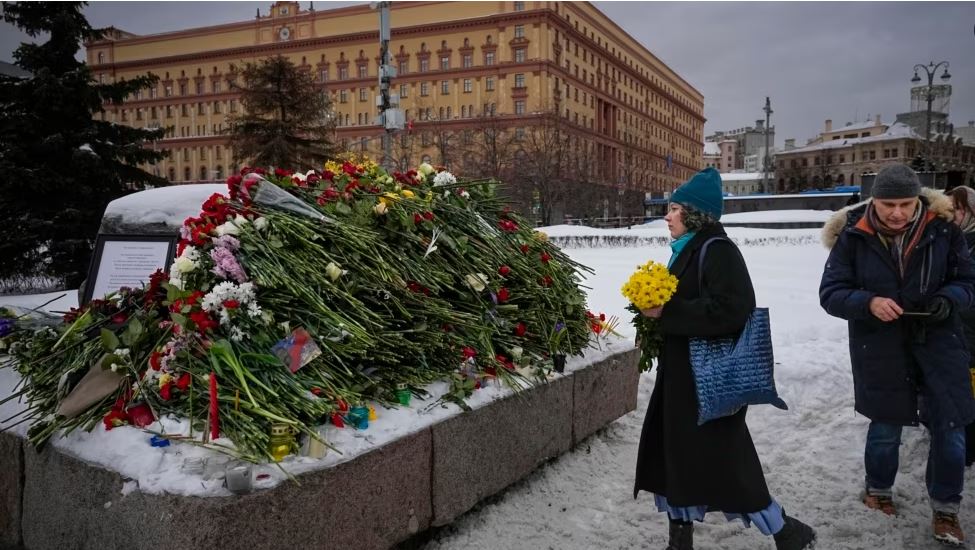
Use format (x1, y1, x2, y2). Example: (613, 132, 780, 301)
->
(925, 297, 952, 323)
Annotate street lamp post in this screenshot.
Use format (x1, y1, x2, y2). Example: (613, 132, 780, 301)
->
(911, 61, 951, 173)
(762, 96, 772, 193)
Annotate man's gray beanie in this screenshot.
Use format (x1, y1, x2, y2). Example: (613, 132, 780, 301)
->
(871, 163, 921, 199)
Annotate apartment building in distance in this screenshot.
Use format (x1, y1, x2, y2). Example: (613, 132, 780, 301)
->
(85, 1, 704, 201)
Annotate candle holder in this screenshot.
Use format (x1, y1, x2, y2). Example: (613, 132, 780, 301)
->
(225, 462, 253, 494)
(553, 354, 566, 373)
(395, 383, 411, 406)
(204, 455, 231, 480)
(300, 426, 329, 459)
(268, 423, 295, 462)
(348, 405, 370, 430)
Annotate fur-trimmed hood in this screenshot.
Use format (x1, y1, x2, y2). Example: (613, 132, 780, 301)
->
(821, 187, 954, 248)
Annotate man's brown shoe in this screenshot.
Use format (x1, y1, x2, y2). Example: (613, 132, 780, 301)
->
(933, 511, 965, 547)
(863, 493, 896, 516)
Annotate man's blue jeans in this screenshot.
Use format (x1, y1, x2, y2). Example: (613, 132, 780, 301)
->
(864, 421, 966, 514)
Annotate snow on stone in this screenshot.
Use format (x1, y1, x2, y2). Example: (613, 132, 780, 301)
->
(103, 184, 226, 228)
(721, 209, 834, 223)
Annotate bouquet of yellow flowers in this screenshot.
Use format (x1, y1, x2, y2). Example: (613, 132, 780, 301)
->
(621, 261, 679, 371)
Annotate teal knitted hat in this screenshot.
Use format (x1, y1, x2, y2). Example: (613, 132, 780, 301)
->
(670, 167, 723, 219)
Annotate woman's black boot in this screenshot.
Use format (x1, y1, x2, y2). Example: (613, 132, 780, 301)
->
(666, 519, 693, 550)
(774, 510, 816, 550)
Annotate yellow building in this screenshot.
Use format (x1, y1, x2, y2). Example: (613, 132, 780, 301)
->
(87, 1, 704, 198)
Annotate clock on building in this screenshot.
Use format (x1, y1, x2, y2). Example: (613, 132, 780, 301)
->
(278, 27, 291, 41)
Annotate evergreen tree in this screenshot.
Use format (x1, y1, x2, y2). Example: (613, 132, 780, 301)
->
(0, 2, 166, 289)
(226, 55, 338, 169)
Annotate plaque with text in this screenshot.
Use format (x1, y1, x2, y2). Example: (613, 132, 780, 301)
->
(82, 234, 177, 305)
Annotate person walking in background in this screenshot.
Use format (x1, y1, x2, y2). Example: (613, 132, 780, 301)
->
(820, 164, 975, 546)
(634, 167, 816, 550)
(948, 185, 975, 467)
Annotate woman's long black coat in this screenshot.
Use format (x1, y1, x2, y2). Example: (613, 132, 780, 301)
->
(633, 223, 774, 513)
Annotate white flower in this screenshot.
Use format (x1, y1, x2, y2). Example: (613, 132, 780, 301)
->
(418, 162, 435, 176)
(465, 273, 488, 293)
(511, 346, 523, 360)
(233, 214, 249, 227)
(174, 256, 197, 274)
(215, 221, 240, 237)
(460, 190, 471, 199)
(373, 202, 388, 216)
(230, 327, 246, 342)
(246, 302, 262, 318)
(180, 245, 200, 262)
(433, 171, 457, 187)
(326, 262, 344, 282)
(292, 172, 307, 183)
(253, 217, 268, 231)
(443, 190, 451, 198)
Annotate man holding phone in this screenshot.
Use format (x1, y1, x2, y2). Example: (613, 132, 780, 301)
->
(820, 163, 975, 546)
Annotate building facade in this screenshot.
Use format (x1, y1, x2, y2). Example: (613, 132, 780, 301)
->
(703, 140, 720, 170)
(86, 1, 704, 200)
(706, 120, 774, 171)
(775, 120, 975, 192)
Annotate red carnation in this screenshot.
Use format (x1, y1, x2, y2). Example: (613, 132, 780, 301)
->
(111, 312, 128, 324)
(414, 213, 423, 225)
(222, 299, 240, 309)
(520, 244, 529, 254)
(189, 310, 218, 333)
(541, 275, 553, 287)
(498, 265, 511, 277)
(497, 287, 510, 303)
(599, 313, 606, 321)
(103, 409, 127, 431)
(462, 346, 477, 360)
(514, 322, 527, 337)
(176, 372, 192, 391)
(540, 252, 551, 263)
(275, 168, 292, 178)
(160, 381, 173, 401)
(311, 387, 323, 396)
(331, 413, 345, 428)
(423, 211, 434, 221)
(149, 351, 163, 371)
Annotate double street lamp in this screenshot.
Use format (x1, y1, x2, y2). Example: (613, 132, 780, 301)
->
(911, 61, 951, 173)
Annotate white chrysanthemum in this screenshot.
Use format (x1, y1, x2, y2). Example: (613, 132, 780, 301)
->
(230, 327, 246, 342)
(433, 171, 457, 187)
(253, 217, 268, 231)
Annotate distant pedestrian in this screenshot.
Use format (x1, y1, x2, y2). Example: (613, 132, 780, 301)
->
(820, 164, 975, 546)
(948, 185, 975, 467)
(635, 167, 816, 550)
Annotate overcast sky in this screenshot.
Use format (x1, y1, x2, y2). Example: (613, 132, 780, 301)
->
(2, 1, 973, 147)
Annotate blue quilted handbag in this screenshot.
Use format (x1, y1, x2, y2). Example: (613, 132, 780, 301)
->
(689, 238, 788, 425)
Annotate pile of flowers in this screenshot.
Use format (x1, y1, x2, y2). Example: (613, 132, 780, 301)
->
(621, 261, 679, 371)
(2, 157, 597, 463)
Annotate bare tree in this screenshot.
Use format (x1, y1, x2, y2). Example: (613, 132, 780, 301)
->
(457, 110, 519, 181)
(517, 110, 573, 226)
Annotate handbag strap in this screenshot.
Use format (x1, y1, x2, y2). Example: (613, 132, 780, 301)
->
(697, 237, 745, 290)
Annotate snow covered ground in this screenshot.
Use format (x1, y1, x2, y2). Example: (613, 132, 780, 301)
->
(3, 226, 971, 548)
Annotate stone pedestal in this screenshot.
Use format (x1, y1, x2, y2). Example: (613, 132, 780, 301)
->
(2, 348, 639, 550)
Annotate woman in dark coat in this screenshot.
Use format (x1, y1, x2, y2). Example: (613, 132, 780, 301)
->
(949, 185, 975, 466)
(634, 168, 815, 550)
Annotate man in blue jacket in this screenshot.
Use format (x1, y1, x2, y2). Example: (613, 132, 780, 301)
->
(820, 163, 975, 547)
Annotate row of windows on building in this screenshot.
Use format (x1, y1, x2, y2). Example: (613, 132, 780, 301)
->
(554, 24, 702, 122)
(780, 147, 911, 168)
(118, 100, 238, 122)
